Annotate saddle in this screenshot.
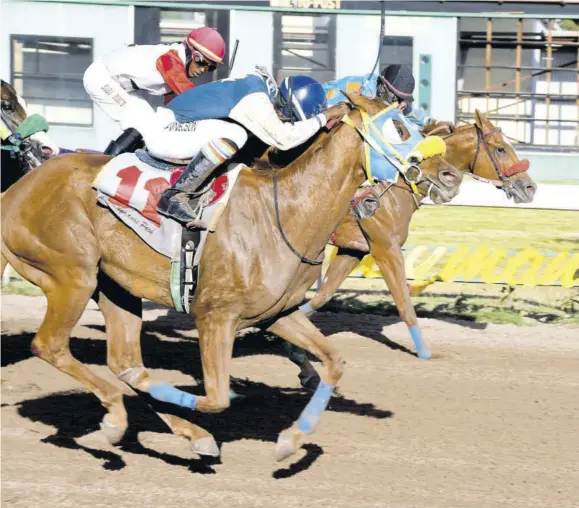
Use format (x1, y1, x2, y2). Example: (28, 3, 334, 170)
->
(93, 151, 243, 313)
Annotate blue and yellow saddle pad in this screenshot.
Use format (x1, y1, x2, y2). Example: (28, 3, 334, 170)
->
(343, 104, 446, 184)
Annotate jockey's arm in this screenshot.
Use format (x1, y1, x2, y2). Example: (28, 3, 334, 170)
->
(156, 49, 195, 95)
(228, 92, 327, 151)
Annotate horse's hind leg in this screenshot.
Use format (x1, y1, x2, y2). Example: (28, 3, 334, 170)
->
(267, 311, 344, 462)
(18, 259, 128, 443)
(96, 273, 215, 454)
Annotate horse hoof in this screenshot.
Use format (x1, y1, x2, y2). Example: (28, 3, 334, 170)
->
(194, 436, 220, 457)
(417, 347, 432, 361)
(276, 428, 298, 462)
(99, 417, 126, 445)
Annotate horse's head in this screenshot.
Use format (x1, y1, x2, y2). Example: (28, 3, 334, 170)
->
(1, 80, 27, 129)
(444, 110, 537, 204)
(341, 93, 462, 205)
(1, 79, 59, 170)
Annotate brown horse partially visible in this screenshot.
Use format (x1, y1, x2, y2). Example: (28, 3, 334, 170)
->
(0, 95, 461, 462)
(290, 110, 537, 386)
(1, 80, 58, 192)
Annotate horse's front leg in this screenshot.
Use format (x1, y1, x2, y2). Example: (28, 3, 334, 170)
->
(268, 311, 344, 461)
(360, 220, 431, 360)
(97, 274, 218, 456)
(300, 247, 365, 314)
(286, 247, 363, 390)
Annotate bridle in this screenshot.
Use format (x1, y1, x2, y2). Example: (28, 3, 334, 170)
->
(272, 104, 447, 265)
(470, 124, 529, 186)
(1, 91, 47, 169)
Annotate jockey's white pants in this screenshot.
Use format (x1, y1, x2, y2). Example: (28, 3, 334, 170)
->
(83, 59, 155, 132)
(84, 59, 248, 161)
(144, 109, 249, 161)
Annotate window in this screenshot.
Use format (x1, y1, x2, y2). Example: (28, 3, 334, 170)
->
(274, 14, 336, 84)
(457, 18, 579, 150)
(11, 35, 93, 127)
(380, 35, 413, 69)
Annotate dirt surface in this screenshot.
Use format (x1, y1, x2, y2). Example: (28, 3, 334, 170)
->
(1, 294, 578, 508)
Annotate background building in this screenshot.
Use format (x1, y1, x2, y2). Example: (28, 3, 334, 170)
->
(2, 0, 578, 183)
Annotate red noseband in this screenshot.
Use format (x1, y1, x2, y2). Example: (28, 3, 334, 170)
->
(502, 159, 530, 178)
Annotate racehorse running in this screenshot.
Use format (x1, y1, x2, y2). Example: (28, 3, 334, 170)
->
(290, 110, 537, 388)
(1, 94, 461, 462)
(1, 80, 59, 192)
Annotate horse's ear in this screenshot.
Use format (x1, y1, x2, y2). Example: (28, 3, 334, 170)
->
(474, 109, 486, 129)
(340, 91, 368, 110)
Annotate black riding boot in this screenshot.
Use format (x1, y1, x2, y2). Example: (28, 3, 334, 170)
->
(104, 128, 144, 156)
(156, 151, 221, 228)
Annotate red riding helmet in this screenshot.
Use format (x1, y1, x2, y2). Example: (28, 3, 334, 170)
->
(184, 27, 226, 65)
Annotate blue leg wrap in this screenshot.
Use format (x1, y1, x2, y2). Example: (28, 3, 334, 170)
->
(297, 381, 335, 434)
(409, 325, 431, 360)
(299, 301, 314, 314)
(148, 383, 198, 410)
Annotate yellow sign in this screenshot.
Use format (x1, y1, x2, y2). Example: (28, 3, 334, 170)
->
(326, 245, 579, 289)
(270, 0, 341, 8)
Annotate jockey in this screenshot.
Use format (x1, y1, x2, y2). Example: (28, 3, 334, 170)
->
(147, 66, 348, 229)
(83, 27, 226, 156)
(323, 64, 453, 133)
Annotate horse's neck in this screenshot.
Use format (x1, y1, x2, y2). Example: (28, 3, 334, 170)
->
(262, 123, 365, 250)
(282, 124, 362, 197)
(444, 126, 477, 172)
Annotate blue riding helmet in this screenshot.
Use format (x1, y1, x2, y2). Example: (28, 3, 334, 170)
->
(278, 75, 327, 122)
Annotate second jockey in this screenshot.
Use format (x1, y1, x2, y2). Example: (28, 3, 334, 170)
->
(147, 67, 349, 229)
(323, 64, 453, 133)
(83, 27, 226, 156)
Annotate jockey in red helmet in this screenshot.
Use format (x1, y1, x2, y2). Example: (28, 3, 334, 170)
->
(83, 27, 226, 156)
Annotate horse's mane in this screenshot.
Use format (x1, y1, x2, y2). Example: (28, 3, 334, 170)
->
(442, 122, 474, 140)
(246, 122, 342, 176)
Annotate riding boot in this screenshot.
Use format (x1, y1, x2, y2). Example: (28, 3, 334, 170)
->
(157, 138, 239, 229)
(104, 128, 144, 156)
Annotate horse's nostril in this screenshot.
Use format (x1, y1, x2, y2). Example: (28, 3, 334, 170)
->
(42, 146, 54, 157)
(441, 170, 460, 186)
(526, 185, 536, 196)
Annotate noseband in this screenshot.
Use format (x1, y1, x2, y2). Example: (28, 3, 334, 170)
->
(471, 125, 529, 185)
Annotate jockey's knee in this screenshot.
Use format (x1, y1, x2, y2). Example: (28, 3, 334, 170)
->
(83, 59, 107, 94)
(219, 123, 248, 151)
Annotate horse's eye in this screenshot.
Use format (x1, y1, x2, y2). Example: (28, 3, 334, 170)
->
(496, 146, 506, 155)
(1, 101, 15, 112)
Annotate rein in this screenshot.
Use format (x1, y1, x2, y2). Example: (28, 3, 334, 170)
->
(1, 113, 49, 167)
(272, 166, 323, 266)
(466, 124, 530, 184)
(374, 176, 426, 210)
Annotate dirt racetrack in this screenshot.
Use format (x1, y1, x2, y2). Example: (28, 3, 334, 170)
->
(1, 294, 578, 508)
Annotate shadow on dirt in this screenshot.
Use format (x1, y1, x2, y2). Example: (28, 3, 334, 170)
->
(3, 324, 392, 477)
(1, 306, 428, 372)
(13, 377, 392, 477)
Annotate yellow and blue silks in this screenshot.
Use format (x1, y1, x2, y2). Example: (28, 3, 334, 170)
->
(342, 104, 446, 185)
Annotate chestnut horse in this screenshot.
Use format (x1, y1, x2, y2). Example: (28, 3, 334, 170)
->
(1, 95, 461, 462)
(290, 110, 537, 388)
